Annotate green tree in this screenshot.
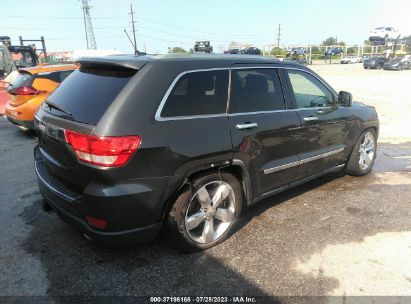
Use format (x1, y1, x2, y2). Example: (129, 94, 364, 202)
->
(322, 37, 337, 46)
(168, 47, 187, 54)
(338, 41, 346, 46)
(347, 47, 356, 54)
(310, 46, 322, 54)
(270, 47, 286, 56)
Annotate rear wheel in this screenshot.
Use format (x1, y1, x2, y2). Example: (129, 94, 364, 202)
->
(166, 171, 243, 252)
(346, 129, 377, 176)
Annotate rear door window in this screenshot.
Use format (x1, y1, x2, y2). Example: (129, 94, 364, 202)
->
(229, 68, 285, 113)
(160, 70, 229, 118)
(43, 65, 136, 125)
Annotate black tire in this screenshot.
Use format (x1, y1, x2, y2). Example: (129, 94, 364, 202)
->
(166, 171, 243, 252)
(346, 129, 377, 176)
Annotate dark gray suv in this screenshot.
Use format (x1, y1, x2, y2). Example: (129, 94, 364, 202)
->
(34, 54, 379, 251)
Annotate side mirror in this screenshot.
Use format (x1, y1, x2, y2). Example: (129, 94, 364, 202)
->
(338, 91, 352, 107)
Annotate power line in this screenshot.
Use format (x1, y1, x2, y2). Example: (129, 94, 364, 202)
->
(135, 16, 271, 37)
(0, 14, 125, 20)
(0, 14, 272, 38)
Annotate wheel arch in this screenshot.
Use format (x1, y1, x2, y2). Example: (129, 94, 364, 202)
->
(346, 125, 378, 163)
(160, 160, 253, 221)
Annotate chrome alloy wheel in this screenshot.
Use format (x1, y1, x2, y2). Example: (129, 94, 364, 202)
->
(184, 181, 235, 244)
(358, 131, 375, 170)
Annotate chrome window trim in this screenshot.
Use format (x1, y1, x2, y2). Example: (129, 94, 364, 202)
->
(154, 67, 230, 122)
(263, 147, 345, 175)
(228, 109, 289, 117)
(35, 161, 77, 203)
(154, 65, 337, 122)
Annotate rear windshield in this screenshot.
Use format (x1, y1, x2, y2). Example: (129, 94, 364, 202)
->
(43, 65, 136, 125)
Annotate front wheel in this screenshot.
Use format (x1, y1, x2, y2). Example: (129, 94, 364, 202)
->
(166, 172, 243, 252)
(346, 129, 377, 176)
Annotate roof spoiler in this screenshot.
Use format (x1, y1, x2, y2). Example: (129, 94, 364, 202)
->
(77, 56, 150, 70)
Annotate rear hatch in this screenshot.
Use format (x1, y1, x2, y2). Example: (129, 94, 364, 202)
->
(36, 63, 138, 192)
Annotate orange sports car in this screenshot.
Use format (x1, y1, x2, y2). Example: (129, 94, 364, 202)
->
(5, 64, 78, 129)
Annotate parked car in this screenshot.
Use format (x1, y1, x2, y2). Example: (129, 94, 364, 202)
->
(287, 48, 307, 56)
(225, 49, 240, 54)
(34, 54, 379, 251)
(0, 80, 8, 115)
(363, 56, 389, 69)
(5, 64, 77, 130)
(241, 47, 261, 55)
(383, 56, 411, 71)
(194, 41, 213, 53)
(369, 27, 399, 43)
(340, 56, 361, 64)
(324, 47, 344, 56)
(284, 57, 311, 66)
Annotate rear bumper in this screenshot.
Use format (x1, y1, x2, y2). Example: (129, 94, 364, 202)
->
(34, 145, 179, 245)
(42, 186, 162, 245)
(6, 116, 35, 130)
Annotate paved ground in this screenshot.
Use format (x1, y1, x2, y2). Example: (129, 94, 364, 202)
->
(0, 64, 410, 302)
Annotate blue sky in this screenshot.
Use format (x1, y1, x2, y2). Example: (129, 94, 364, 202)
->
(1, 0, 410, 53)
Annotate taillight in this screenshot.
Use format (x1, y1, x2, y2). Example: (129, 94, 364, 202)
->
(9, 86, 46, 95)
(85, 216, 107, 229)
(64, 130, 141, 167)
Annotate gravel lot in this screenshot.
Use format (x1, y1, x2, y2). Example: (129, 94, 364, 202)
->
(0, 64, 410, 302)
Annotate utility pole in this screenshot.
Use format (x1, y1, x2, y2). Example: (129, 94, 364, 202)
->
(276, 24, 281, 49)
(80, 0, 97, 50)
(82, 4, 88, 49)
(129, 4, 137, 54)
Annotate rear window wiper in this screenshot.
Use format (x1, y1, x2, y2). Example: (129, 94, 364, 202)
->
(44, 100, 72, 116)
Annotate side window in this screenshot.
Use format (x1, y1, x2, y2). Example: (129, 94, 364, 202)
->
(287, 70, 334, 108)
(229, 68, 285, 113)
(161, 70, 228, 118)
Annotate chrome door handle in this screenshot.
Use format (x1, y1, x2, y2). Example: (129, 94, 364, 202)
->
(236, 123, 258, 130)
(303, 116, 319, 122)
